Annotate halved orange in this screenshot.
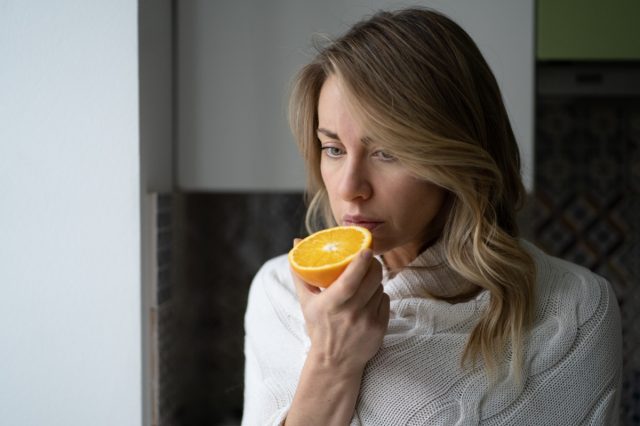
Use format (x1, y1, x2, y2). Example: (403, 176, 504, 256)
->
(288, 226, 372, 288)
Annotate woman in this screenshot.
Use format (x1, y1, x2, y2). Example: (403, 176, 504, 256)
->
(242, 8, 622, 425)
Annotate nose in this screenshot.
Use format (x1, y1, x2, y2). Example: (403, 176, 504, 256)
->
(337, 157, 372, 201)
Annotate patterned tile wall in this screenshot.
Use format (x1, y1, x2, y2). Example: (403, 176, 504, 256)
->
(533, 95, 640, 425)
(171, 193, 306, 425)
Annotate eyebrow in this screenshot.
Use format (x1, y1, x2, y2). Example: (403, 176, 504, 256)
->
(316, 128, 372, 146)
(317, 128, 338, 139)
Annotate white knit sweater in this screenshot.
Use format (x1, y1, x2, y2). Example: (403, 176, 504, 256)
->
(242, 240, 622, 425)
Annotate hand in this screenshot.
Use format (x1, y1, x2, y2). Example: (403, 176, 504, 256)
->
(290, 239, 390, 373)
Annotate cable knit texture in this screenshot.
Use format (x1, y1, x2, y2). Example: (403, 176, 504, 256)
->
(242, 240, 622, 425)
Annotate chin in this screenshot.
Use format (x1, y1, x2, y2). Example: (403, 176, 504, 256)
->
(370, 240, 393, 256)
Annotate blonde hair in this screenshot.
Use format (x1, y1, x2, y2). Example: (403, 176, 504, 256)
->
(288, 8, 535, 380)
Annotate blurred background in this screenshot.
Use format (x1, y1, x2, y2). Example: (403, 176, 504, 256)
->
(1, 0, 638, 425)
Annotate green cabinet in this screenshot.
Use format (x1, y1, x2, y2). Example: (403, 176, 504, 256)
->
(537, 0, 640, 60)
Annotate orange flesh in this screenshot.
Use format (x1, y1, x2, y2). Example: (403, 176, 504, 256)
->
(288, 226, 372, 287)
(291, 227, 367, 267)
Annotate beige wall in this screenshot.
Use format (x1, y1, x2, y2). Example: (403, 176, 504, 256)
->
(177, 0, 535, 191)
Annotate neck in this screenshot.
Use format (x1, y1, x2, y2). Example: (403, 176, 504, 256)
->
(381, 240, 482, 302)
(380, 247, 418, 271)
(381, 234, 441, 271)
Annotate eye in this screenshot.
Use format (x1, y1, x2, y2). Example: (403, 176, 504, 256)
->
(373, 150, 396, 162)
(320, 146, 345, 158)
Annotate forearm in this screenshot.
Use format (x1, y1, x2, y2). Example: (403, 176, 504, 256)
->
(285, 351, 364, 426)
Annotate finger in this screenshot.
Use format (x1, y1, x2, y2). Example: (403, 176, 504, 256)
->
(325, 249, 373, 304)
(363, 283, 384, 311)
(293, 238, 302, 247)
(363, 288, 389, 333)
(377, 292, 391, 326)
(348, 258, 383, 309)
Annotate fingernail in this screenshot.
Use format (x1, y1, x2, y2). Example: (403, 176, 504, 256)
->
(361, 249, 372, 261)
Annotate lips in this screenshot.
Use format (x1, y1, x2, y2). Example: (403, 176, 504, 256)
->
(343, 215, 383, 231)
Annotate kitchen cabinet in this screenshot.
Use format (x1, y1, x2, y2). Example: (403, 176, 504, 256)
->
(538, 0, 640, 60)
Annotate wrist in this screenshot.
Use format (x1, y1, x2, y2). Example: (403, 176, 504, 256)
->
(287, 349, 365, 425)
(306, 347, 367, 379)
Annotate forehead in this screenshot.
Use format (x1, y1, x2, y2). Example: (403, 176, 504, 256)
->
(317, 75, 346, 120)
(317, 75, 365, 138)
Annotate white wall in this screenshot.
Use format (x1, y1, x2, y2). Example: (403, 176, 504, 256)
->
(0, 2, 142, 425)
(178, 0, 534, 191)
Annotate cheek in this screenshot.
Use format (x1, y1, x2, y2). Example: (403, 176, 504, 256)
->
(320, 167, 332, 196)
(400, 184, 445, 222)
(320, 163, 340, 196)
(320, 158, 332, 183)
(421, 189, 446, 220)
(320, 165, 339, 209)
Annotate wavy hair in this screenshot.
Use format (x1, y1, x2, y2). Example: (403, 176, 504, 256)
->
(288, 8, 536, 381)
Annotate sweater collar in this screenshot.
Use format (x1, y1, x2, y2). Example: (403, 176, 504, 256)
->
(377, 240, 483, 302)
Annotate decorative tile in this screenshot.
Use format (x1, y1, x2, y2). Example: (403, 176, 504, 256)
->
(562, 195, 599, 233)
(536, 218, 575, 255)
(588, 106, 619, 141)
(586, 218, 625, 257)
(538, 156, 574, 190)
(608, 243, 634, 287)
(534, 93, 640, 425)
(530, 191, 554, 233)
(587, 156, 621, 191)
(540, 103, 574, 138)
(621, 371, 640, 425)
(563, 240, 599, 270)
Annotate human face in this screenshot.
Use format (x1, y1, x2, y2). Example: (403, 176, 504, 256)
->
(317, 75, 447, 269)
